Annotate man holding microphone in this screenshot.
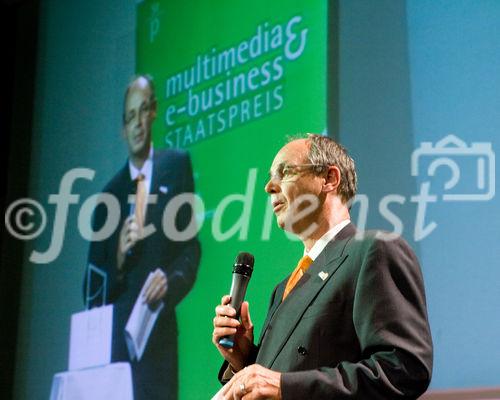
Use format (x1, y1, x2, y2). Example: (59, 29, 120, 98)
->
(212, 134, 432, 399)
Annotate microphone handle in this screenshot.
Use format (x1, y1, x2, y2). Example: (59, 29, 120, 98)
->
(126, 202, 136, 257)
(219, 274, 251, 348)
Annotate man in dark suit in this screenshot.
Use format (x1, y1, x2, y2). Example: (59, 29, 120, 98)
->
(212, 134, 432, 399)
(86, 75, 200, 400)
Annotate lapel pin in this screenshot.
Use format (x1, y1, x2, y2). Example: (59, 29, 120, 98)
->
(159, 185, 169, 194)
(318, 271, 329, 281)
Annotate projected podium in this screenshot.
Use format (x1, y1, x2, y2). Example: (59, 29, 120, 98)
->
(50, 362, 133, 400)
(50, 265, 134, 400)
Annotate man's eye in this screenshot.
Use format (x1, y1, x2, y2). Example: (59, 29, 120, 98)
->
(282, 166, 293, 176)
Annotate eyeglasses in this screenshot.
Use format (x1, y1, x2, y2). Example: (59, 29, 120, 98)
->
(124, 101, 153, 125)
(268, 163, 328, 183)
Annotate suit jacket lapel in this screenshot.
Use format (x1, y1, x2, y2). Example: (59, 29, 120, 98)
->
(258, 278, 287, 347)
(149, 152, 165, 199)
(257, 223, 356, 368)
(146, 152, 174, 225)
(118, 162, 135, 219)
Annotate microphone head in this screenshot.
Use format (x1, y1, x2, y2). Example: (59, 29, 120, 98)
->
(233, 252, 254, 277)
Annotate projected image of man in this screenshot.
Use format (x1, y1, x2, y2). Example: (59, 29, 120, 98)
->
(86, 75, 200, 400)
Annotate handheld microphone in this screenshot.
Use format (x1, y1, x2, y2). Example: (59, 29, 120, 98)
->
(127, 179, 140, 257)
(218, 252, 254, 348)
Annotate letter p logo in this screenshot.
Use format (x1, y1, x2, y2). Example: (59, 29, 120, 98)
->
(149, 3, 162, 43)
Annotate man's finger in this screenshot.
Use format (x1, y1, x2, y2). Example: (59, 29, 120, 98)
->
(143, 283, 155, 302)
(213, 327, 238, 341)
(216, 305, 237, 318)
(145, 283, 162, 304)
(128, 233, 139, 245)
(213, 315, 240, 328)
(124, 215, 134, 227)
(220, 373, 238, 399)
(126, 217, 137, 229)
(142, 270, 167, 302)
(144, 277, 158, 299)
(146, 288, 161, 304)
(156, 285, 166, 301)
(128, 222, 139, 235)
(231, 372, 250, 400)
(151, 269, 167, 287)
(239, 301, 253, 330)
(122, 242, 133, 254)
(220, 380, 230, 399)
(149, 272, 162, 288)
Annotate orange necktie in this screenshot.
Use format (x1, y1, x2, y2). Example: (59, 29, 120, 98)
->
(135, 173, 146, 232)
(282, 255, 313, 300)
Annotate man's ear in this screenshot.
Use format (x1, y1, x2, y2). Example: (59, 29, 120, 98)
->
(150, 99, 158, 120)
(322, 166, 341, 193)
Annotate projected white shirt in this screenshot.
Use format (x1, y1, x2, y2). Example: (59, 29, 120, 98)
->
(128, 146, 153, 194)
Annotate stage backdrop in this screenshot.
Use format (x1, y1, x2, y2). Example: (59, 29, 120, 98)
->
(11, 1, 500, 399)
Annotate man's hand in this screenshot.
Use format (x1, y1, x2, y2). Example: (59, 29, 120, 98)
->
(212, 295, 254, 372)
(220, 364, 282, 400)
(142, 268, 168, 307)
(116, 215, 141, 271)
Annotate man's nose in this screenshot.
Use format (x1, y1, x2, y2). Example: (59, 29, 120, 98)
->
(265, 177, 280, 194)
(135, 114, 143, 128)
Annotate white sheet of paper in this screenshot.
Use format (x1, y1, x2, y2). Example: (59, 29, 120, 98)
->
(124, 272, 164, 361)
(211, 385, 225, 400)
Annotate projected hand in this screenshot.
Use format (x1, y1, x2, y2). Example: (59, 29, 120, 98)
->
(116, 215, 141, 271)
(213, 295, 255, 372)
(143, 268, 168, 308)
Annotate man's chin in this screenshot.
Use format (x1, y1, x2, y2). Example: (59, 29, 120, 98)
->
(131, 144, 149, 158)
(277, 215, 295, 234)
(275, 212, 286, 229)
(277, 215, 318, 238)
(277, 218, 285, 230)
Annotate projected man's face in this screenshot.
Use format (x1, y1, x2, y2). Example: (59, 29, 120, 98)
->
(122, 78, 156, 164)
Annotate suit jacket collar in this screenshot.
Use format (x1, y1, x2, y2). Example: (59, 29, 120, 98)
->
(256, 223, 356, 367)
(150, 150, 175, 198)
(114, 151, 175, 225)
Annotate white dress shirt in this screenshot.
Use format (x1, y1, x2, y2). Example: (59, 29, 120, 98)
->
(306, 219, 351, 261)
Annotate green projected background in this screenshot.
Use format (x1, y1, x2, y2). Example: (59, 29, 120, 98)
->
(136, 1, 327, 397)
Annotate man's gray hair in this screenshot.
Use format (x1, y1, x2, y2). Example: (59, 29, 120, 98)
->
(305, 133, 357, 203)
